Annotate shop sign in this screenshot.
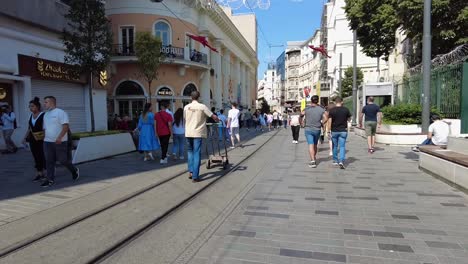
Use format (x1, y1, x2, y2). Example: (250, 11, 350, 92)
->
(18, 54, 86, 84)
(157, 87, 173, 96)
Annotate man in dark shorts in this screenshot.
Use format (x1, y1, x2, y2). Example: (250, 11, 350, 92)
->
(327, 96, 351, 169)
(359, 96, 382, 153)
(301, 95, 327, 168)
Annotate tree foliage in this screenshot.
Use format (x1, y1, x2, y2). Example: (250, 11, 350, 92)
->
(62, 0, 112, 76)
(341, 66, 364, 98)
(344, 0, 399, 61)
(134, 32, 165, 100)
(344, 0, 468, 67)
(260, 98, 270, 114)
(62, 0, 112, 131)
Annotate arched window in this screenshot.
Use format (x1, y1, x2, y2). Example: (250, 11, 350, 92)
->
(115, 81, 144, 96)
(154, 21, 171, 46)
(183, 83, 198, 97)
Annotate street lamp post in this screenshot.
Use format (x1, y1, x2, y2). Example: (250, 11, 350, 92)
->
(351, 30, 358, 126)
(421, 0, 432, 132)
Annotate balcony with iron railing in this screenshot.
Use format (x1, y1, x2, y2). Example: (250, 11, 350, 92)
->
(112, 44, 208, 65)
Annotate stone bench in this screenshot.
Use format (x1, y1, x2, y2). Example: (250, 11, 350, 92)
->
(418, 143, 468, 191)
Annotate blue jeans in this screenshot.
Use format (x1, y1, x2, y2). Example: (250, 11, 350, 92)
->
(187, 138, 202, 179)
(304, 129, 321, 145)
(218, 127, 228, 140)
(331, 132, 348, 163)
(173, 134, 185, 157)
(420, 138, 433, 146)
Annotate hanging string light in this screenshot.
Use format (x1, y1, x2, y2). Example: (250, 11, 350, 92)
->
(215, 0, 271, 10)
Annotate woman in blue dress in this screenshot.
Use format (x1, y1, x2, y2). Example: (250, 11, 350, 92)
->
(135, 103, 160, 161)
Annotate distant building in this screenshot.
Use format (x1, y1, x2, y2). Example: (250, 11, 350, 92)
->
(285, 41, 303, 106)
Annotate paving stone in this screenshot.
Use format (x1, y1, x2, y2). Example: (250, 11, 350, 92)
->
(279, 248, 346, 262)
(425, 241, 462, 249)
(378, 243, 414, 253)
(253, 198, 293, 203)
(315, 210, 339, 216)
(416, 193, 462, 198)
(414, 228, 447, 236)
(344, 229, 373, 236)
(391, 214, 420, 220)
(288, 186, 324, 190)
(337, 196, 379, 200)
(246, 206, 269, 211)
(440, 203, 466, 207)
(244, 211, 289, 219)
(372, 231, 404, 238)
(305, 197, 325, 201)
(228, 230, 256, 238)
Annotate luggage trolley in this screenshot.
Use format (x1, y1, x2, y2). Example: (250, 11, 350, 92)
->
(205, 122, 229, 170)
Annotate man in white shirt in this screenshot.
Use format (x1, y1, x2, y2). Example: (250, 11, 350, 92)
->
(412, 114, 449, 151)
(1, 105, 18, 153)
(42, 96, 79, 187)
(184, 91, 219, 182)
(227, 102, 241, 149)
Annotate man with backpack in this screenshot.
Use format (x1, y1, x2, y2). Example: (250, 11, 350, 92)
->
(1, 105, 18, 154)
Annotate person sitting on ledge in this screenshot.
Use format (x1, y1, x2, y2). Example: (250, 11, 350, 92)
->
(412, 114, 449, 152)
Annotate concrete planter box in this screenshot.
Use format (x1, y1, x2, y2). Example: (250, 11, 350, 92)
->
(380, 124, 421, 133)
(72, 133, 136, 164)
(354, 126, 426, 145)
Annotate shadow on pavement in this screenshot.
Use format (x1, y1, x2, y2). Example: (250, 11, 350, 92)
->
(0, 129, 267, 202)
(399, 151, 419, 161)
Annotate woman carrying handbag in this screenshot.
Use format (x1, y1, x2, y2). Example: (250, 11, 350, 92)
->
(22, 97, 46, 182)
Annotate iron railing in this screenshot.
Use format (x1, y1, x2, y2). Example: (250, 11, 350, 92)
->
(112, 44, 208, 65)
(396, 63, 463, 118)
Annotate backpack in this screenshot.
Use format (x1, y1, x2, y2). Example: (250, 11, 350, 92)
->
(9, 112, 17, 129)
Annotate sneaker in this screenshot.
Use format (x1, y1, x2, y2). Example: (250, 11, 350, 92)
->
(412, 146, 420, 152)
(144, 157, 149, 161)
(332, 161, 339, 166)
(192, 178, 200, 183)
(188, 173, 192, 179)
(72, 167, 80, 181)
(295, 141, 299, 144)
(32, 175, 44, 182)
(230, 146, 235, 149)
(339, 162, 345, 169)
(179, 156, 184, 160)
(148, 153, 155, 160)
(292, 140, 296, 144)
(41, 180, 54, 188)
(308, 160, 317, 168)
(160, 158, 168, 164)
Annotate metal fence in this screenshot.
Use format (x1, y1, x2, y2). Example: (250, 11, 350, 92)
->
(396, 62, 463, 118)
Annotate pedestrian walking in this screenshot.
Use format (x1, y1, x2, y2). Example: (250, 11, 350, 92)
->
(243, 109, 253, 131)
(328, 96, 351, 169)
(227, 102, 241, 149)
(155, 101, 173, 164)
(259, 112, 267, 131)
(21, 97, 46, 182)
(135, 103, 159, 161)
(41, 96, 79, 187)
(301, 95, 326, 168)
(324, 103, 335, 156)
(252, 111, 259, 131)
(282, 111, 288, 129)
(217, 109, 229, 141)
(184, 91, 219, 182)
(172, 108, 185, 160)
(272, 110, 279, 129)
(1, 105, 18, 154)
(289, 108, 301, 143)
(267, 112, 273, 131)
(359, 96, 382, 153)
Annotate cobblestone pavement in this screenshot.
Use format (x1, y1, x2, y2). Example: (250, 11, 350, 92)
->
(0, 128, 267, 225)
(190, 130, 468, 264)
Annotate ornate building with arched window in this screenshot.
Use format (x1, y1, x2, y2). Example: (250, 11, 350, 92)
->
(106, 0, 258, 120)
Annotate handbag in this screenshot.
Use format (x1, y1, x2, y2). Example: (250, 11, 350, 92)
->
(30, 128, 45, 141)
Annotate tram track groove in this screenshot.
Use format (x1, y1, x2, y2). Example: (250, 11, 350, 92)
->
(0, 131, 278, 263)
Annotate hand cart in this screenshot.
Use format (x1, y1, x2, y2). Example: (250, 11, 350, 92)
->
(205, 122, 229, 170)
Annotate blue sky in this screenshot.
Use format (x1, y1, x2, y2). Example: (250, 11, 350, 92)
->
(229, 0, 324, 79)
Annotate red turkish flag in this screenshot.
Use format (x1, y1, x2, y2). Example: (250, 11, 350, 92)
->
(187, 34, 218, 53)
(309, 45, 331, 58)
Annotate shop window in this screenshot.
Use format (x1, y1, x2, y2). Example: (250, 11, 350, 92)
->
(154, 21, 172, 46)
(116, 81, 144, 96)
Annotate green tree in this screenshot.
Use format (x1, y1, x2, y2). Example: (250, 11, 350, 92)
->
(134, 32, 165, 101)
(341, 66, 364, 98)
(344, 0, 400, 77)
(394, 0, 468, 66)
(62, 0, 112, 131)
(260, 98, 270, 114)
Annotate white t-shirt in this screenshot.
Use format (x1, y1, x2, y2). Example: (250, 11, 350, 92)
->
(428, 120, 449, 145)
(44, 108, 69, 142)
(228, 108, 240, 128)
(272, 112, 279, 120)
(290, 114, 301, 126)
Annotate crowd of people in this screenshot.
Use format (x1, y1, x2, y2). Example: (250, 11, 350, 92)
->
(1, 91, 452, 186)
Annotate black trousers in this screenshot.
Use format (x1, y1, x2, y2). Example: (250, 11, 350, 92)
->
(30, 139, 46, 171)
(291, 126, 300, 141)
(159, 135, 171, 159)
(44, 142, 77, 181)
